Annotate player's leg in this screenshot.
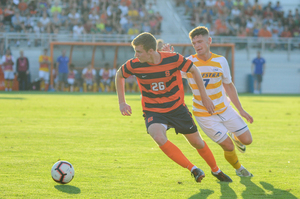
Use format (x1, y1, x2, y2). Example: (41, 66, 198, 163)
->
(168, 105, 231, 182)
(44, 72, 49, 91)
(145, 111, 204, 182)
(220, 107, 254, 177)
(8, 72, 14, 91)
(4, 71, 9, 91)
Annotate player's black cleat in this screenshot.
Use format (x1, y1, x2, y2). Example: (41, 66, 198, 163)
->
(211, 171, 233, 182)
(191, 168, 205, 183)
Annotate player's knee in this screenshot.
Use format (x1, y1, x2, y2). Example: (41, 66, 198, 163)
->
(242, 137, 252, 145)
(219, 137, 235, 151)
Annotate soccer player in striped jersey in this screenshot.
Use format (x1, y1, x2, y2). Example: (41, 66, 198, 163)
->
(164, 26, 254, 177)
(115, 32, 232, 183)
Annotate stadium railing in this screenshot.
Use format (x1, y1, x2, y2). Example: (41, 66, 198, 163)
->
(1, 33, 300, 60)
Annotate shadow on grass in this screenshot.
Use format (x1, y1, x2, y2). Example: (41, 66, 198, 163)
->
(188, 189, 214, 199)
(260, 181, 297, 199)
(240, 177, 266, 199)
(54, 185, 81, 194)
(0, 97, 25, 100)
(219, 182, 237, 199)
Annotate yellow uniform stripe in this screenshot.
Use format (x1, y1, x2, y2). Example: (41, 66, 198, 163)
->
(190, 80, 222, 90)
(193, 102, 226, 111)
(194, 91, 223, 101)
(193, 107, 227, 117)
(193, 60, 222, 68)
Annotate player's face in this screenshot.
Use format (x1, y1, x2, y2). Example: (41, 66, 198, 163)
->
(191, 34, 211, 56)
(134, 45, 151, 63)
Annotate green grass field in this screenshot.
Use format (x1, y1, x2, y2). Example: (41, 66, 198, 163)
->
(0, 92, 299, 199)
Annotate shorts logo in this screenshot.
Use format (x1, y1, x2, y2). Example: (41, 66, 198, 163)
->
(214, 131, 222, 137)
(148, 116, 153, 123)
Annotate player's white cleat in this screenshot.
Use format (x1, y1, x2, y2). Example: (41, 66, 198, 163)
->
(236, 168, 253, 177)
(229, 132, 246, 153)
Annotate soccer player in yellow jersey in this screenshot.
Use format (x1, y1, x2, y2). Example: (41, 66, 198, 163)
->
(163, 26, 254, 177)
(38, 48, 52, 91)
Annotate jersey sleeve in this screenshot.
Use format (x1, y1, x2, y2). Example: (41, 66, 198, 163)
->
(121, 60, 134, 78)
(177, 53, 193, 73)
(99, 69, 103, 76)
(92, 69, 96, 75)
(82, 68, 87, 74)
(222, 58, 232, 84)
(39, 55, 43, 62)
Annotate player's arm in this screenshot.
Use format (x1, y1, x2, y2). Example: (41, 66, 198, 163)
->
(223, 82, 253, 123)
(115, 68, 132, 116)
(189, 64, 215, 114)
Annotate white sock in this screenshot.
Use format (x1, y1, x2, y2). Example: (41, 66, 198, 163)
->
(191, 166, 197, 172)
(237, 165, 245, 172)
(212, 168, 221, 174)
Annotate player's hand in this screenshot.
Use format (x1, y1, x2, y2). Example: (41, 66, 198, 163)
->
(239, 109, 253, 123)
(119, 102, 132, 116)
(202, 96, 215, 115)
(161, 43, 174, 52)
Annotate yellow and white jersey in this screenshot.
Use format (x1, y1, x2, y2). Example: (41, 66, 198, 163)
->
(184, 53, 232, 117)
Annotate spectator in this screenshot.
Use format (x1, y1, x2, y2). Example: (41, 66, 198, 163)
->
(109, 64, 117, 92)
(233, 0, 243, 10)
(251, 51, 265, 94)
(16, 49, 29, 91)
(258, 24, 272, 37)
(1, 49, 15, 92)
(125, 75, 137, 92)
(50, 12, 61, 33)
(243, 0, 252, 11)
(73, 22, 86, 41)
(56, 49, 69, 91)
(39, 12, 51, 33)
(11, 12, 25, 33)
(99, 62, 111, 92)
(28, 1, 37, 15)
(24, 14, 34, 33)
(127, 22, 140, 39)
(82, 63, 97, 92)
(50, 0, 62, 16)
(95, 18, 106, 33)
(18, 0, 28, 15)
(118, 1, 129, 16)
(3, 5, 14, 26)
(84, 19, 93, 33)
(89, 9, 99, 24)
(67, 63, 78, 92)
(68, 9, 80, 29)
(39, 48, 51, 91)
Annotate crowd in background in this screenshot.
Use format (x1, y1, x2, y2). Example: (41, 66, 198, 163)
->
(176, 0, 300, 39)
(0, 0, 163, 41)
(0, 47, 139, 92)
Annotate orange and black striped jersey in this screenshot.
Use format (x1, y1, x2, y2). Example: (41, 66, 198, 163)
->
(121, 52, 193, 113)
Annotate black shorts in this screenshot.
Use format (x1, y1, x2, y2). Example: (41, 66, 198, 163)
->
(254, 74, 263, 83)
(143, 104, 198, 134)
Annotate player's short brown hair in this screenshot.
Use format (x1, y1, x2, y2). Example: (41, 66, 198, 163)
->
(189, 26, 210, 40)
(131, 32, 157, 52)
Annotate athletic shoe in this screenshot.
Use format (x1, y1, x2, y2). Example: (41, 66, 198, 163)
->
(236, 168, 253, 177)
(211, 171, 233, 182)
(229, 132, 246, 153)
(191, 168, 205, 183)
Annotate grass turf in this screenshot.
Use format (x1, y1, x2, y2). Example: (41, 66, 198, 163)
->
(0, 92, 299, 198)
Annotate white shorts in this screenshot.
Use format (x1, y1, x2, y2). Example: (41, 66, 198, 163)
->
(194, 105, 249, 144)
(68, 78, 75, 85)
(39, 71, 49, 83)
(4, 71, 14, 80)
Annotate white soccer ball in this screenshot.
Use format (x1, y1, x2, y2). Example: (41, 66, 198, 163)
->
(51, 160, 75, 184)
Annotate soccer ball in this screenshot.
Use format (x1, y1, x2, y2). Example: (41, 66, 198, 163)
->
(51, 160, 75, 184)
